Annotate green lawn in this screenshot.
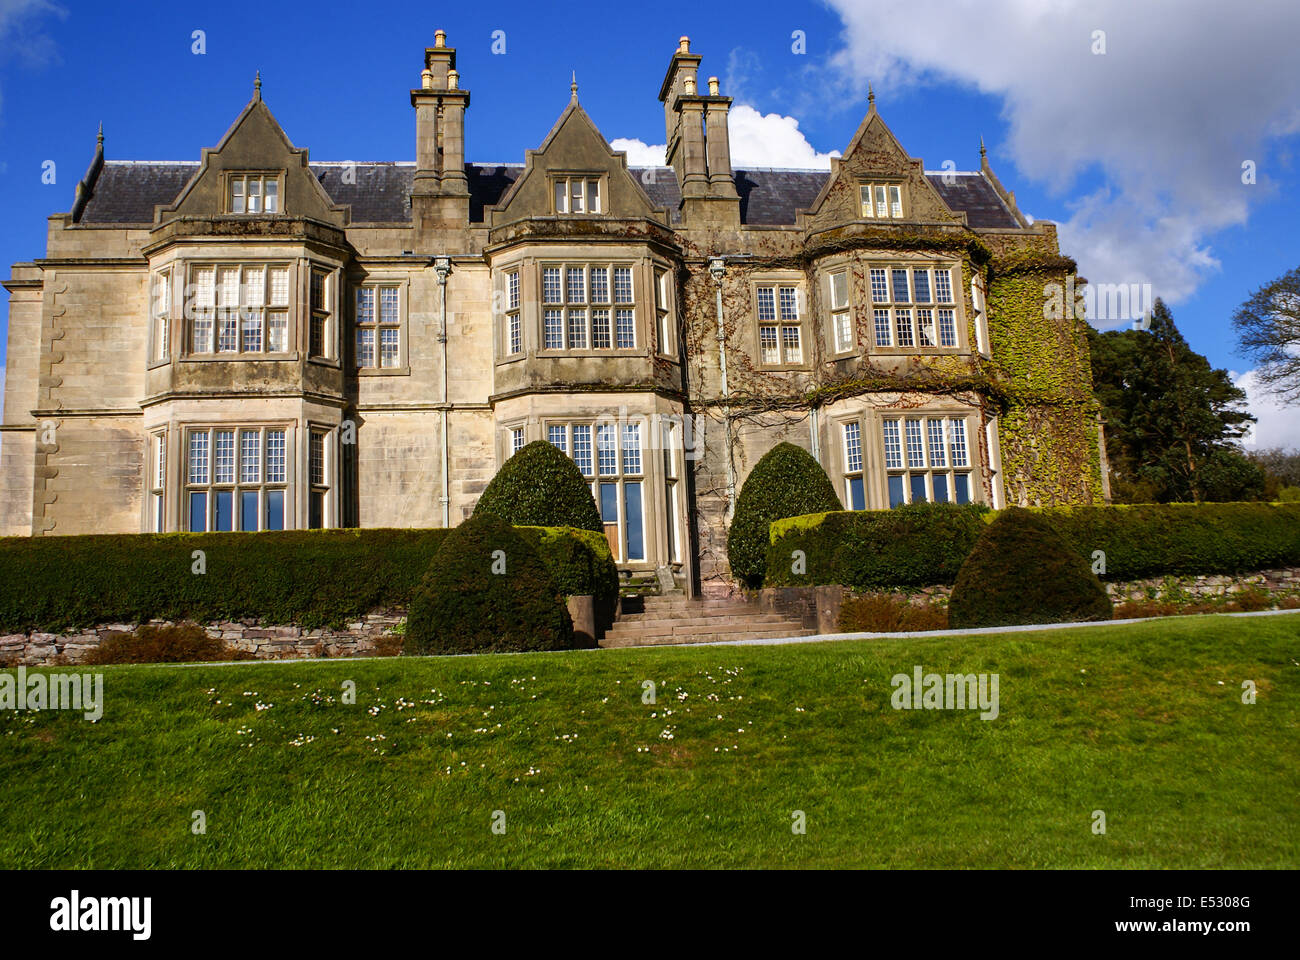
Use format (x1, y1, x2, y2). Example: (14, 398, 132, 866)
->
(2, 613, 1297, 868)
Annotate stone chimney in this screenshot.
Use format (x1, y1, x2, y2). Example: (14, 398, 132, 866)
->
(411, 30, 470, 230)
(657, 37, 739, 228)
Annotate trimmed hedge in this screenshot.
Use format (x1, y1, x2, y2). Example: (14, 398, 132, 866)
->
(765, 501, 1300, 588)
(474, 440, 603, 532)
(765, 502, 990, 589)
(949, 508, 1111, 628)
(0, 524, 613, 634)
(728, 443, 843, 586)
(405, 513, 574, 655)
(517, 525, 619, 633)
(1045, 502, 1300, 580)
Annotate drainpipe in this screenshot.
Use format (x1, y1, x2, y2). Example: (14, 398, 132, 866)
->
(809, 407, 821, 464)
(433, 256, 452, 529)
(707, 257, 736, 522)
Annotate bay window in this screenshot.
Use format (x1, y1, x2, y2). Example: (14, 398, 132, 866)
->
(882, 416, 973, 507)
(541, 263, 636, 352)
(547, 419, 646, 563)
(868, 263, 960, 350)
(185, 426, 288, 531)
(187, 263, 290, 355)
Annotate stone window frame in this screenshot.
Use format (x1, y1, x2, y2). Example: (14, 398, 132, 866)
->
(225, 170, 284, 215)
(865, 259, 967, 357)
(653, 263, 678, 360)
(551, 172, 606, 215)
(183, 260, 296, 360)
(858, 180, 907, 220)
(537, 260, 640, 357)
(149, 266, 173, 365)
(353, 275, 410, 375)
(750, 272, 808, 371)
(830, 403, 985, 511)
(305, 422, 336, 530)
(181, 421, 296, 532)
(149, 429, 167, 532)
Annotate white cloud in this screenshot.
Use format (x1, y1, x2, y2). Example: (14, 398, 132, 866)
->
(613, 104, 839, 171)
(1234, 368, 1300, 452)
(0, 1, 65, 68)
(823, 0, 1300, 306)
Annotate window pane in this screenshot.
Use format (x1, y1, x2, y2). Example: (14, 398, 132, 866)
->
(309, 491, 324, 530)
(242, 310, 263, 352)
(889, 185, 902, 217)
(589, 267, 609, 303)
(860, 185, 872, 217)
(848, 475, 865, 511)
(230, 178, 245, 213)
(572, 425, 593, 475)
(759, 326, 779, 364)
(544, 309, 564, 349)
(567, 267, 586, 304)
(927, 419, 947, 467)
(874, 308, 892, 346)
(379, 287, 399, 323)
(938, 309, 957, 347)
(592, 309, 611, 349)
(613, 267, 633, 303)
(188, 431, 209, 484)
(214, 430, 235, 483)
(882, 420, 903, 470)
(887, 475, 905, 509)
(622, 421, 642, 475)
(240, 431, 261, 483)
(265, 490, 284, 531)
(264, 180, 278, 213)
(757, 287, 776, 320)
(240, 491, 259, 532)
(310, 432, 326, 486)
(830, 271, 848, 309)
(543, 268, 562, 304)
(891, 268, 910, 303)
(599, 482, 619, 524)
(954, 473, 971, 504)
(932, 473, 950, 503)
(266, 430, 286, 483)
(934, 269, 953, 303)
(547, 425, 567, 453)
(188, 492, 208, 532)
(269, 267, 289, 306)
(568, 308, 588, 349)
(870, 268, 888, 302)
(905, 419, 926, 468)
(587, 179, 600, 213)
(778, 286, 799, 320)
(625, 481, 644, 561)
(509, 313, 521, 355)
(380, 328, 400, 367)
(507, 271, 520, 310)
(913, 269, 931, 303)
(835, 311, 852, 351)
(909, 473, 928, 503)
(917, 309, 935, 347)
(218, 312, 238, 352)
(554, 180, 566, 213)
(356, 329, 375, 368)
(268, 312, 288, 352)
(895, 308, 914, 347)
(782, 326, 802, 364)
(214, 490, 234, 531)
(571, 178, 584, 213)
(949, 418, 969, 467)
(615, 309, 635, 349)
(596, 424, 618, 476)
(875, 185, 888, 217)
(843, 422, 863, 471)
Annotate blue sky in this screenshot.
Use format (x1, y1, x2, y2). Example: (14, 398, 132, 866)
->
(2, 0, 1298, 446)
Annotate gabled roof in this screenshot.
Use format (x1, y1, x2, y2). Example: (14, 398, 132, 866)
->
(73, 161, 1025, 230)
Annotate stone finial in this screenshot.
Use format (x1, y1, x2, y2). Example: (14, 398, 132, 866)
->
(422, 67, 434, 89)
(678, 36, 690, 54)
(867, 82, 875, 108)
(97, 121, 103, 147)
(571, 70, 578, 102)
(684, 75, 696, 95)
(979, 134, 988, 159)
(448, 69, 459, 90)
(254, 70, 262, 99)
(708, 76, 719, 95)
(434, 29, 446, 48)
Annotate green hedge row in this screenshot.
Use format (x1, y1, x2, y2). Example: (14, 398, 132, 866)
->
(765, 501, 1300, 589)
(0, 525, 617, 633)
(765, 503, 990, 589)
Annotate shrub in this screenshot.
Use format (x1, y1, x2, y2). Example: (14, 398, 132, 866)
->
(405, 513, 574, 655)
(949, 508, 1112, 628)
(81, 623, 255, 665)
(473, 441, 603, 533)
(1047, 502, 1300, 580)
(0, 529, 450, 633)
(838, 594, 949, 633)
(728, 443, 842, 586)
(516, 526, 619, 633)
(766, 502, 990, 589)
(1279, 486, 1300, 503)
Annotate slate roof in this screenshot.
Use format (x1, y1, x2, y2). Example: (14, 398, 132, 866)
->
(75, 160, 1024, 230)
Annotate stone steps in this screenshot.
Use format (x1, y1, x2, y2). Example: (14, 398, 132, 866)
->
(600, 594, 811, 648)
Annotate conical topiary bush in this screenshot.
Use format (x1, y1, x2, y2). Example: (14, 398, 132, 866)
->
(727, 442, 843, 587)
(473, 440, 602, 533)
(948, 508, 1112, 628)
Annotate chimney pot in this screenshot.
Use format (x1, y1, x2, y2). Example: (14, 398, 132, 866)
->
(434, 30, 446, 48)
(708, 76, 719, 95)
(421, 68, 433, 90)
(678, 36, 690, 53)
(448, 69, 459, 90)
(684, 76, 696, 95)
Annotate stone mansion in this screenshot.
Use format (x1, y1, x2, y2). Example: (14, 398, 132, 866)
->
(0, 32, 1104, 592)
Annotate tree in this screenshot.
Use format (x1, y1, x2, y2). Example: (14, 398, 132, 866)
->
(473, 440, 603, 533)
(1088, 299, 1256, 503)
(1244, 446, 1300, 492)
(1232, 267, 1300, 403)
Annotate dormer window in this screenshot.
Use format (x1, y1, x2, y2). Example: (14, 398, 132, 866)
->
(228, 173, 281, 214)
(859, 182, 904, 219)
(553, 176, 602, 214)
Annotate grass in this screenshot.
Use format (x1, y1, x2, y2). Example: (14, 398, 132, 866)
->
(2, 613, 1298, 868)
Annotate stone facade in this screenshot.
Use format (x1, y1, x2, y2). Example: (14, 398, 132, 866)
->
(1, 32, 1101, 594)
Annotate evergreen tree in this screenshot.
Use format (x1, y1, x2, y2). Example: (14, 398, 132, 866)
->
(1088, 299, 1258, 502)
